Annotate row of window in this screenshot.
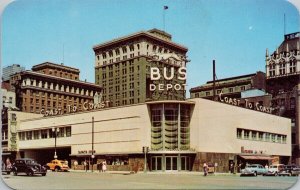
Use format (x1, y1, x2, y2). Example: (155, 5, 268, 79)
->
(39, 69, 78, 80)
(268, 59, 297, 77)
(194, 85, 246, 98)
(24, 79, 96, 97)
(19, 127, 71, 141)
(236, 128, 287, 143)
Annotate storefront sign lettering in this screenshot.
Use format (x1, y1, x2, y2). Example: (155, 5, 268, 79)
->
(78, 150, 96, 154)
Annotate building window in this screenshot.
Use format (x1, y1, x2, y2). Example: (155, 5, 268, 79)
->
(240, 86, 245, 91)
(258, 132, 263, 141)
(205, 92, 210, 96)
(116, 49, 120, 55)
(195, 93, 199, 98)
(216, 89, 222, 94)
(265, 133, 270, 141)
(41, 130, 48, 139)
(11, 113, 16, 122)
(66, 127, 71, 137)
(129, 45, 134, 51)
(237, 129, 242, 139)
(19, 132, 25, 141)
(289, 59, 296, 73)
(33, 130, 39, 139)
(269, 64, 276, 77)
(282, 135, 287, 143)
(279, 63, 286, 75)
(122, 47, 127, 53)
(102, 53, 107, 59)
(244, 130, 249, 139)
(252, 131, 257, 140)
(26, 131, 32, 140)
(290, 97, 295, 109)
(229, 88, 234, 93)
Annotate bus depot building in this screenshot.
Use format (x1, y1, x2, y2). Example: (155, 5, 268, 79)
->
(16, 98, 291, 172)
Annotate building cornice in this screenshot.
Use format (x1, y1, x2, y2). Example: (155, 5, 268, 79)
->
(93, 30, 188, 52)
(32, 62, 80, 73)
(19, 71, 101, 89)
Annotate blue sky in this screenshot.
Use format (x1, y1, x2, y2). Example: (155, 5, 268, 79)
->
(1, 0, 299, 96)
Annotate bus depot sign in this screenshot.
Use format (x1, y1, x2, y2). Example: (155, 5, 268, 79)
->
(219, 93, 274, 114)
(148, 53, 188, 91)
(40, 101, 110, 117)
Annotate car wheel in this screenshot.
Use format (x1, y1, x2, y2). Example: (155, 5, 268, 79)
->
(27, 170, 33, 176)
(254, 172, 257, 176)
(42, 173, 46, 176)
(275, 172, 278, 176)
(54, 167, 60, 172)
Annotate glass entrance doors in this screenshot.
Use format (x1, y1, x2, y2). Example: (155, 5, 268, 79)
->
(166, 156, 177, 171)
(150, 155, 192, 171)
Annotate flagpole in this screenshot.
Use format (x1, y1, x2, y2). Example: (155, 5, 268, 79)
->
(163, 6, 168, 32)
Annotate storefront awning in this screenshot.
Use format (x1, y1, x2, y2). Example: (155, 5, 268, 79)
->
(239, 155, 273, 160)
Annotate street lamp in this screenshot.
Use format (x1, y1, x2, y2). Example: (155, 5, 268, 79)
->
(52, 127, 60, 159)
(91, 117, 94, 172)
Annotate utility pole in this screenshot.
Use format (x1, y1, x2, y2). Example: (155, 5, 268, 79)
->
(213, 60, 216, 101)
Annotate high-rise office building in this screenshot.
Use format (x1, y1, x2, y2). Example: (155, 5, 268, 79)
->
(93, 29, 188, 107)
(2, 64, 25, 81)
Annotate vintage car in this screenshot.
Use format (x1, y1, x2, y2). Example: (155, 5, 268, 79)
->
(45, 159, 69, 172)
(278, 165, 300, 176)
(240, 164, 267, 176)
(11, 158, 47, 176)
(264, 164, 285, 176)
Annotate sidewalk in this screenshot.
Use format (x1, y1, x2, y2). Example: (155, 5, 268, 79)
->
(68, 169, 238, 176)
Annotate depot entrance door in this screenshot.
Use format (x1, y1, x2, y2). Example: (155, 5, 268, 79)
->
(166, 156, 177, 171)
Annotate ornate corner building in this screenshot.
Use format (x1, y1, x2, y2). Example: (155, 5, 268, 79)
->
(265, 32, 300, 164)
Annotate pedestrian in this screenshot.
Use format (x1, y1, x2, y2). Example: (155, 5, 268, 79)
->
(230, 163, 234, 173)
(238, 163, 242, 173)
(265, 164, 269, 170)
(102, 160, 107, 172)
(83, 160, 87, 172)
(74, 160, 78, 170)
(203, 162, 208, 176)
(6, 158, 11, 170)
(65, 159, 69, 167)
(99, 161, 103, 172)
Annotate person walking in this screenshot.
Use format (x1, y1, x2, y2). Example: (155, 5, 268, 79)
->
(102, 160, 107, 172)
(74, 160, 78, 170)
(83, 160, 87, 172)
(203, 162, 208, 176)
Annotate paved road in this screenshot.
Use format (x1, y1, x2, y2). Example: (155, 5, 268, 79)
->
(1, 171, 299, 190)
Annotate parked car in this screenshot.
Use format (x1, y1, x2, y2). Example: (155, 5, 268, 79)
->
(264, 164, 285, 176)
(45, 159, 69, 172)
(241, 164, 268, 176)
(11, 158, 47, 176)
(240, 168, 256, 177)
(279, 165, 300, 176)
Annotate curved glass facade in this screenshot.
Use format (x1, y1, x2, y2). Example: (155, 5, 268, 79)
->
(150, 103, 192, 151)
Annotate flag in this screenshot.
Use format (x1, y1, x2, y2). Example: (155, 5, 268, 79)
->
(164, 6, 168, 10)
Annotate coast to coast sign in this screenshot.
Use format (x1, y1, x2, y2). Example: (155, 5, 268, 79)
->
(40, 101, 110, 117)
(219, 92, 274, 113)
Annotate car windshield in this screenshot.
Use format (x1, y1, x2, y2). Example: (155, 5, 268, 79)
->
(26, 160, 35, 164)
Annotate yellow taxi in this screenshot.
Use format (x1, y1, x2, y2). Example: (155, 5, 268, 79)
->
(46, 159, 69, 172)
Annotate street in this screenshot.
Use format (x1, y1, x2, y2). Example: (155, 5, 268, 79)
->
(1, 171, 299, 190)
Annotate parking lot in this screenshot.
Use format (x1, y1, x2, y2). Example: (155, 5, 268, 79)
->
(1, 171, 299, 190)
